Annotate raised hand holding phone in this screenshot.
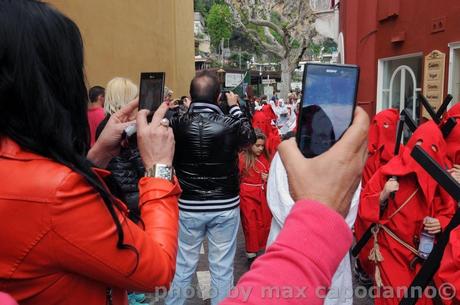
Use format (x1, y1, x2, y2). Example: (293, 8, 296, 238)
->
(279, 106, 369, 217)
(296, 63, 360, 158)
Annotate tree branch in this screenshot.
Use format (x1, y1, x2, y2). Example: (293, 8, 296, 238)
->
(287, 2, 315, 31)
(262, 26, 284, 53)
(285, 1, 303, 31)
(248, 18, 284, 39)
(247, 29, 283, 56)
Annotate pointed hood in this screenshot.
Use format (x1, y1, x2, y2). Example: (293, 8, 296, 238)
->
(368, 109, 400, 162)
(442, 103, 460, 164)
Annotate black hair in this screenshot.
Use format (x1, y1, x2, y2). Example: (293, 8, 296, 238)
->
(89, 85, 105, 103)
(0, 0, 138, 272)
(189, 70, 220, 103)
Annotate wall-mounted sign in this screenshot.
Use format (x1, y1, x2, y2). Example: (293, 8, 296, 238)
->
(423, 50, 445, 116)
(225, 73, 244, 88)
(262, 79, 276, 85)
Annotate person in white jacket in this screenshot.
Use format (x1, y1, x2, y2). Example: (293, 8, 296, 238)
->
(266, 152, 360, 305)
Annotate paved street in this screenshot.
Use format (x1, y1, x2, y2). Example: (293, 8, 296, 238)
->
(146, 225, 374, 305)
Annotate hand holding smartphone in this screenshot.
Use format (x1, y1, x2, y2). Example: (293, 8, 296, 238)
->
(219, 90, 230, 114)
(296, 63, 360, 158)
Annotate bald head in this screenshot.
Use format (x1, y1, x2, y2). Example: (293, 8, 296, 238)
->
(190, 70, 221, 103)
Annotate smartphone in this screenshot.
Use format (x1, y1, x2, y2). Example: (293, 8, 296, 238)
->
(219, 90, 230, 114)
(138, 72, 165, 112)
(296, 63, 359, 158)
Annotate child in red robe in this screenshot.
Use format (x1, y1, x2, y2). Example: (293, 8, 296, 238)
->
(239, 129, 272, 263)
(359, 121, 457, 305)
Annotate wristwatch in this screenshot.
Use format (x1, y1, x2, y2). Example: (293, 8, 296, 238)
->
(145, 164, 174, 181)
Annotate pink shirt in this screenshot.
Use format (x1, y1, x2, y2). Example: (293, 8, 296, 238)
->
(87, 107, 105, 147)
(221, 200, 352, 305)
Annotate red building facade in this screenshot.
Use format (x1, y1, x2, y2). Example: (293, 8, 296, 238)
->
(340, 0, 460, 119)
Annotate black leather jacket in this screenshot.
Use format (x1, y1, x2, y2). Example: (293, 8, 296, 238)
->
(170, 101, 255, 212)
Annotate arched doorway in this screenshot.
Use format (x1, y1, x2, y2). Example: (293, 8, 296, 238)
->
(377, 53, 423, 122)
(388, 65, 420, 120)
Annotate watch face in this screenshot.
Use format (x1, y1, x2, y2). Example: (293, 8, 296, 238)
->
(156, 165, 172, 180)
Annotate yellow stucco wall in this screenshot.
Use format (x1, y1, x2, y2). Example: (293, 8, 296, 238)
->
(48, 0, 195, 98)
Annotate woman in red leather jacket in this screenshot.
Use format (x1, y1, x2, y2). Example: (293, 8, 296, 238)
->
(0, 2, 179, 304)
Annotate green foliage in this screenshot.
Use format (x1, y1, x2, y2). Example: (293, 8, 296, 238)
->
(194, 0, 226, 17)
(291, 39, 300, 49)
(206, 4, 233, 48)
(230, 29, 259, 55)
(227, 51, 253, 68)
(194, 0, 206, 14)
(307, 42, 322, 56)
(322, 38, 338, 53)
(307, 38, 338, 57)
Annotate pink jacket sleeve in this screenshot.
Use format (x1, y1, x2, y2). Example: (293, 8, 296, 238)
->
(0, 292, 18, 305)
(220, 200, 352, 305)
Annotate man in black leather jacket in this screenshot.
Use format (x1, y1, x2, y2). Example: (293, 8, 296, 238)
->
(166, 71, 255, 305)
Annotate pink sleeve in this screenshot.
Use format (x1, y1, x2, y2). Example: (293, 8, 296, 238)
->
(220, 200, 352, 305)
(0, 292, 18, 305)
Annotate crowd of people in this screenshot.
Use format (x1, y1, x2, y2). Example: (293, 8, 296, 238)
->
(1, 1, 460, 305)
(82, 68, 302, 305)
(353, 106, 460, 305)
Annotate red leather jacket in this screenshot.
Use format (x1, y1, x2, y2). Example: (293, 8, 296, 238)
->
(0, 137, 181, 305)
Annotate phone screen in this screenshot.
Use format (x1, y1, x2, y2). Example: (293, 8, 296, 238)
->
(139, 72, 165, 112)
(296, 64, 359, 158)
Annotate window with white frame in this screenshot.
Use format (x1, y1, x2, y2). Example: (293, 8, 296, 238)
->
(378, 54, 423, 121)
(448, 42, 460, 106)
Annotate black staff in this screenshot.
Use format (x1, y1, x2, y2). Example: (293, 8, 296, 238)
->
(441, 117, 457, 138)
(436, 94, 453, 120)
(418, 94, 441, 124)
(401, 109, 417, 133)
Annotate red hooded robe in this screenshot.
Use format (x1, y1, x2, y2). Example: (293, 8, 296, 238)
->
(252, 105, 281, 158)
(435, 104, 460, 304)
(355, 109, 401, 271)
(437, 226, 460, 305)
(238, 153, 272, 253)
(363, 109, 401, 187)
(359, 121, 457, 305)
(442, 103, 460, 165)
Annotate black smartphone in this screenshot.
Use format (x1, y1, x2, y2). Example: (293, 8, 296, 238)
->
(296, 63, 359, 158)
(219, 90, 230, 114)
(138, 72, 165, 112)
